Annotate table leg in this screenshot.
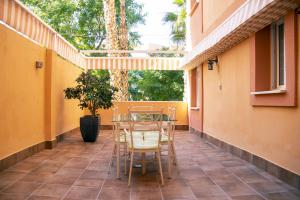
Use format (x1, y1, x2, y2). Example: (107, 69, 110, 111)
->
(116, 123, 120, 179)
(168, 122, 172, 178)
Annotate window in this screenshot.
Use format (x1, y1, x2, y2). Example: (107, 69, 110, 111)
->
(271, 19, 285, 89)
(250, 11, 296, 106)
(190, 67, 201, 108)
(196, 68, 200, 107)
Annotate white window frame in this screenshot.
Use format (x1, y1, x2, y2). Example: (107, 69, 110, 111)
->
(271, 18, 286, 90)
(196, 68, 200, 107)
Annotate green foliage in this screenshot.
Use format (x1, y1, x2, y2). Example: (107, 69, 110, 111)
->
(162, 0, 186, 47)
(21, 0, 146, 50)
(128, 70, 184, 101)
(64, 70, 117, 116)
(129, 46, 185, 101)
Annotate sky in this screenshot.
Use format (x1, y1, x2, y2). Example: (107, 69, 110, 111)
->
(132, 0, 178, 49)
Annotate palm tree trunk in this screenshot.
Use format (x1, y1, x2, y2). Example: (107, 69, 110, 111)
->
(118, 0, 129, 101)
(103, 0, 127, 101)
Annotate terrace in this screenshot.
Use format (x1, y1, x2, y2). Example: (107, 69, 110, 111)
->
(1, 131, 299, 200)
(1, 0, 300, 199)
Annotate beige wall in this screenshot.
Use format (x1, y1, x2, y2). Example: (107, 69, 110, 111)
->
(199, 16, 300, 174)
(0, 24, 83, 159)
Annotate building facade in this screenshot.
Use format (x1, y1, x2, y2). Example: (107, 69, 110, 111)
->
(183, 0, 300, 188)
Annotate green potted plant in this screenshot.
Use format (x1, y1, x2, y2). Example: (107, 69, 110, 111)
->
(64, 70, 117, 142)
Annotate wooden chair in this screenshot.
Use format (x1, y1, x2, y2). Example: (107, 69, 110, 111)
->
(111, 106, 131, 176)
(144, 106, 177, 178)
(162, 106, 177, 166)
(125, 110, 164, 187)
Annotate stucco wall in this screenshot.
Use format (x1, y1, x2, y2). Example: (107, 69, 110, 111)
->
(51, 53, 83, 136)
(200, 16, 300, 174)
(0, 24, 83, 159)
(190, 0, 246, 48)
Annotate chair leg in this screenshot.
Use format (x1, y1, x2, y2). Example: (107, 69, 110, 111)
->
(128, 151, 134, 187)
(157, 150, 164, 186)
(124, 144, 127, 175)
(171, 142, 177, 165)
(117, 142, 120, 179)
(142, 152, 146, 175)
(168, 143, 172, 178)
(111, 143, 117, 167)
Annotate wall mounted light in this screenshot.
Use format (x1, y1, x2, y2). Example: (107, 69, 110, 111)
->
(35, 61, 43, 69)
(207, 57, 218, 70)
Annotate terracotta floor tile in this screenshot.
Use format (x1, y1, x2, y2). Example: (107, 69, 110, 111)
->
(161, 185, 196, 200)
(131, 189, 162, 200)
(32, 183, 70, 198)
(262, 191, 300, 200)
(6, 161, 40, 173)
(98, 188, 130, 200)
(63, 158, 90, 169)
(55, 167, 83, 178)
(0, 193, 29, 200)
(31, 166, 60, 175)
(0, 180, 14, 191)
(102, 179, 129, 189)
(180, 169, 206, 180)
(0, 171, 27, 182)
(46, 175, 77, 185)
(20, 172, 53, 183)
(221, 160, 246, 168)
(248, 182, 287, 194)
(73, 178, 104, 187)
(218, 182, 257, 197)
(231, 195, 265, 200)
(188, 178, 226, 198)
(64, 186, 100, 199)
(1, 181, 41, 194)
(80, 170, 108, 180)
(27, 195, 60, 200)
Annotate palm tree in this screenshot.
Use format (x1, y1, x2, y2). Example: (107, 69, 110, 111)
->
(103, 0, 128, 101)
(162, 0, 186, 47)
(118, 0, 129, 100)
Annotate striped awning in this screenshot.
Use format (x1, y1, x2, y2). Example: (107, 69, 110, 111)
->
(1, 0, 183, 71)
(181, 0, 299, 69)
(85, 57, 182, 71)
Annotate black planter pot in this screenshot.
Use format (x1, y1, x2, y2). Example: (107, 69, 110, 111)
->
(80, 115, 100, 142)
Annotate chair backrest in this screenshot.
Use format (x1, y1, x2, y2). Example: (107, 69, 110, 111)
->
(167, 106, 176, 121)
(128, 110, 163, 149)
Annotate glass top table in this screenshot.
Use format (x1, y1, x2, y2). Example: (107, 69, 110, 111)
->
(112, 113, 176, 122)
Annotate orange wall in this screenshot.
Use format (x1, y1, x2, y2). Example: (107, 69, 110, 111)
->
(87, 101, 189, 126)
(196, 15, 300, 174)
(51, 53, 83, 136)
(0, 24, 83, 159)
(190, 0, 246, 48)
(190, 1, 203, 47)
(0, 24, 46, 159)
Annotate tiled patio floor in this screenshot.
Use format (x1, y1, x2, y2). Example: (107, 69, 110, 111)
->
(0, 130, 299, 200)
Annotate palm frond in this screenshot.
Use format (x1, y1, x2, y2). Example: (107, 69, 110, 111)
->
(162, 12, 178, 24)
